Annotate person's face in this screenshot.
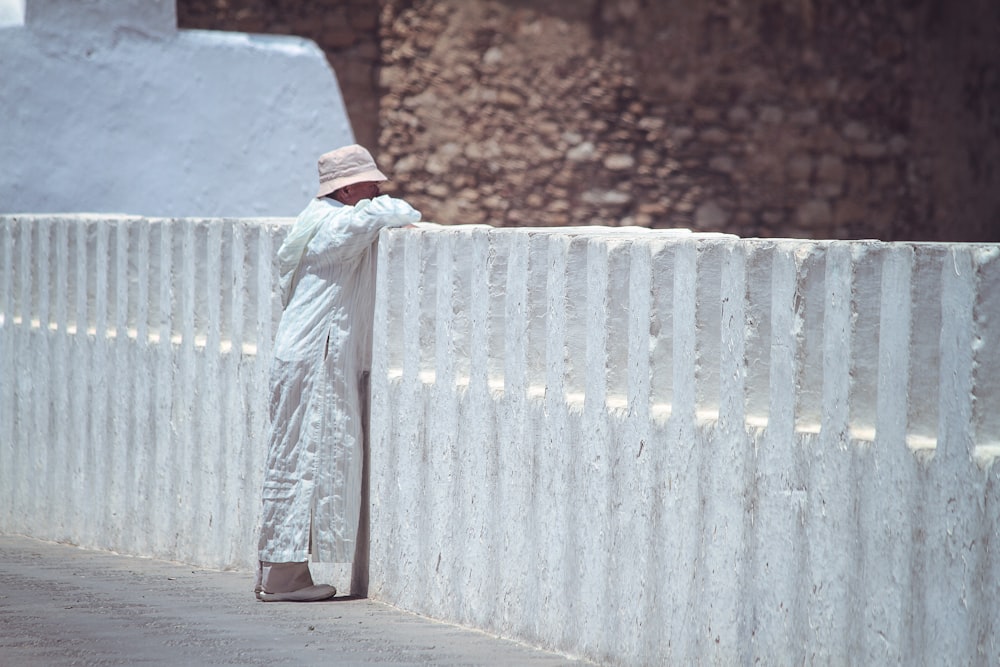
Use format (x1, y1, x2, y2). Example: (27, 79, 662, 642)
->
(334, 181, 381, 206)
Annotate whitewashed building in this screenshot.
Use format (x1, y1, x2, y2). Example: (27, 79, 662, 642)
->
(0, 0, 352, 218)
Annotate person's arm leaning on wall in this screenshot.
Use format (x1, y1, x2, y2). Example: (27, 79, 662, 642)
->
(310, 194, 421, 259)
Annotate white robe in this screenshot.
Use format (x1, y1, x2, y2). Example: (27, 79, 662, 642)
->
(258, 195, 420, 563)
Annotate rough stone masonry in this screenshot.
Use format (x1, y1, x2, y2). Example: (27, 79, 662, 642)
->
(179, 0, 1000, 243)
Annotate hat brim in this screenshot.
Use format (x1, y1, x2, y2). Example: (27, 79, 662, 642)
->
(316, 167, 388, 198)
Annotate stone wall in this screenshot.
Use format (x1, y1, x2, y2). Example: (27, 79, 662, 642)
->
(177, 0, 1000, 242)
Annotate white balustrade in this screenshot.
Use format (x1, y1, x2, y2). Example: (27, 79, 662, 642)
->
(369, 226, 1000, 666)
(0, 214, 285, 570)
(2, 215, 998, 664)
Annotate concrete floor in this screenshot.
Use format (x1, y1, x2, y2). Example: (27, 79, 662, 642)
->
(0, 535, 588, 666)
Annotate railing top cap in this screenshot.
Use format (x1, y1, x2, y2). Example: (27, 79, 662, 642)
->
(401, 224, 739, 240)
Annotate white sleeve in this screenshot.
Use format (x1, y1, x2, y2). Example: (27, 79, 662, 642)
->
(307, 195, 421, 259)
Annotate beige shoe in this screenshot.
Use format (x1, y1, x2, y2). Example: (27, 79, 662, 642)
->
(257, 584, 337, 602)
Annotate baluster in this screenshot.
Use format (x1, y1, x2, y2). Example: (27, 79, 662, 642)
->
(88, 219, 110, 547)
(541, 232, 570, 641)
(32, 219, 52, 528)
(152, 220, 175, 559)
(50, 220, 71, 539)
(133, 218, 153, 556)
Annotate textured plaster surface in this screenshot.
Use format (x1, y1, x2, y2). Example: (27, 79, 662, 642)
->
(0, 214, 288, 573)
(369, 226, 1000, 666)
(0, 0, 352, 218)
(2, 216, 998, 665)
(0, 0, 21, 26)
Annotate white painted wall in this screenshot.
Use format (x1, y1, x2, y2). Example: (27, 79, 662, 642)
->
(0, 0, 23, 26)
(0, 214, 284, 570)
(0, 0, 353, 218)
(369, 226, 1000, 665)
(2, 215, 998, 664)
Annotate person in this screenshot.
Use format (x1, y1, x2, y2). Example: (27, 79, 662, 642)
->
(254, 144, 420, 602)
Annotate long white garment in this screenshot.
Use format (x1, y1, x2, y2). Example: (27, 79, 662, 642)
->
(258, 195, 420, 563)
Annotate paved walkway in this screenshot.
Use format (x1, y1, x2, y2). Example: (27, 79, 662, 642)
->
(0, 535, 588, 666)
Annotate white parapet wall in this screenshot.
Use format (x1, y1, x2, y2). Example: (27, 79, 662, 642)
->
(1, 215, 999, 664)
(369, 226, 1000, 666)
(0, 214, 287, 570)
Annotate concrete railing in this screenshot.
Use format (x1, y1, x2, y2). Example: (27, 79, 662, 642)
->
(369, 226, 1000, 665)
(2, 214, 999, 664)
(0, 214, 285, 570)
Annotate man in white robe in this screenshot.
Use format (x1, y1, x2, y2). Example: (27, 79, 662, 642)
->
(255, 144, 420, 602)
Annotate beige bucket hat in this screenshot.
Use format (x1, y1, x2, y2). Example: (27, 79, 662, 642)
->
(315, 144, 388, 198)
